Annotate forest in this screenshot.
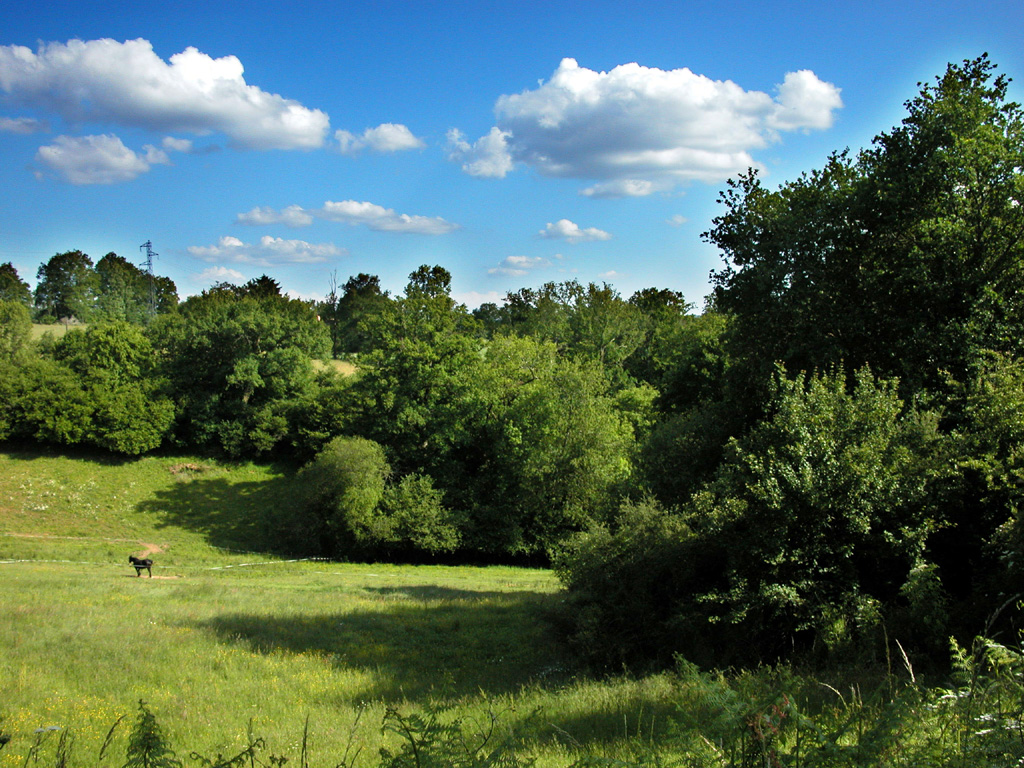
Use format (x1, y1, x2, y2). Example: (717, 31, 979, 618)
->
(2, 55, 1024, 673)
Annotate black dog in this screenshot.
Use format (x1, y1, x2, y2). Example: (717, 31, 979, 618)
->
(129, 555, 153, 577)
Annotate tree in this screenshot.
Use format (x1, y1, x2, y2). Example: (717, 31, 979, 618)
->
(95, 252, 151, 323)
(34, 250, 98, 322)
(149, 288, 331, 456)
(557, 366, 939, 667)
(0, 300, 32, 363)
(321, 272, 392, 356)
(567, 282, 647, 380)
(708, 55, 1024, 400)
(0, 262, 31, 306)
(689, 367, 935, 659)
(53, 322, 173, 453)
(296, 435, 391, 556)
(457, 335, 635, 555)
(352, 266, 480, 473)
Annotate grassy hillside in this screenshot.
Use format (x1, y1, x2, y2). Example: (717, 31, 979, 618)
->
(0, 449, 678, 768)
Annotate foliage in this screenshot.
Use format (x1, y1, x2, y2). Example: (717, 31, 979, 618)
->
(458, 335, 635, 557)
(380, 473, 461, 555)
(0, 298, 32, 362)
(553, 498, 699, 669)
(708, 55, 1024, 402)
(95, 252, 177, 323)
(123, 701, 182, 768)
(150, 286, 331, 457)
(0, 321, 173, 454)
(379, 706, 536, 768)
(0, 261, 32, 306)
(319, 271, 393, 356)
(559, 367, 940, 667)
(34, 249, 99, 323)
(296, 435, 391, 556)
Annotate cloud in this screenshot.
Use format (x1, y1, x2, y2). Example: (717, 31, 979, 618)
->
(446, 127, 513, 178)
(451, 58, 841, 193)
(454, 290, 504, 310)
(488, 255, 552, 276)
(0, 115, 47, 134)
(580, 179, 664, 198)
(319, 200, 459, 234)
(539, 219, 612, 242)
(667, 214, 688, 227)
(0, 38, 329, 149)
(161, 136, 194, 153)
(188, 235, 346, 265)
(239, 200, 459, 235)
(197, 266, 246, 284)
(768, 70, 844, 131)
(236, 205, 315, 228)
(35, 134, 169, 184)
(336, 123, 425, 154)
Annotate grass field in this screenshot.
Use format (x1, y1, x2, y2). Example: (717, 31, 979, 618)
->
(30, 323, 80, 341)
(0, 448, 679, 768)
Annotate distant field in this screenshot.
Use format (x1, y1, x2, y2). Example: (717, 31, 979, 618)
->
(0, 449, 677, 768)
(30, 322, 80, 340)
(315, 358, 359, 376)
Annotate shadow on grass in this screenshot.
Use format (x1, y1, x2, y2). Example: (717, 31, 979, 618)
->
(0, 441, 137, 466)
(195, 591, 567, 702)
(136, 468, 304, 554)
(195, 594, 685, 747)
(364, 585, 527, 602)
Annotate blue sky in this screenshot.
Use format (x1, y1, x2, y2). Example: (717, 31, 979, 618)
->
(2, 0, 1022, 309)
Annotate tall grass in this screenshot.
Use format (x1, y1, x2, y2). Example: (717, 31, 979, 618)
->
(4, 448, 1024, 768)
(0, 448, 673, 768)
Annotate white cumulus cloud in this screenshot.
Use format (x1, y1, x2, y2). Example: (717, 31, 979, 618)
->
(319, 200, 459, 234)
(539, 219, 612, 243)
(236, 205, 315, 228)
(446, 127, 514, 178)
(238, 200, 459, 235)
(488, 255, 552, 276)
(161, 136, 194, 153)
(580, 179, 663, 198)
(450, 58, 842, 194)
(197, 266, 246, 284)
(336, 123, 425, 154)
(0, 38, 329, 150)
(188, 235, 346, 265)
(35, 134, 168, 184)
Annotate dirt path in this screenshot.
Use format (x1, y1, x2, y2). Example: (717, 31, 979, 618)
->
(136, 542, 164, 557)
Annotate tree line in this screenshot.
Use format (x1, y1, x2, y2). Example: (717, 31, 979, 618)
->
(2, 54, 1023, 669)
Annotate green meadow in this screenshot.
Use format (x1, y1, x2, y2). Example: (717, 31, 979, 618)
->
(0, 449, 678, 768)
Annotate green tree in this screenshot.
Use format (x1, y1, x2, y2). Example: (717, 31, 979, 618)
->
(34, 249, 98, 322)
(567, 282, 647, 380)
(0, 262, 31, 306)
(353, 266, 481, 474)
(295, 435, 391, 556)
(0, 299, 32, 363)
(558, 366, 939, 667)
(708, 55, 1024, 400)
(94, 252, 177, 322)
(459, 335, 634, 555)
(150, 288, 331, 456)
(320, 272, 392, 356)
(53, 322, 174, 453)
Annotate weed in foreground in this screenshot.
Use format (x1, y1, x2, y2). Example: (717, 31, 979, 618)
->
(7, 634, 1024, 768)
